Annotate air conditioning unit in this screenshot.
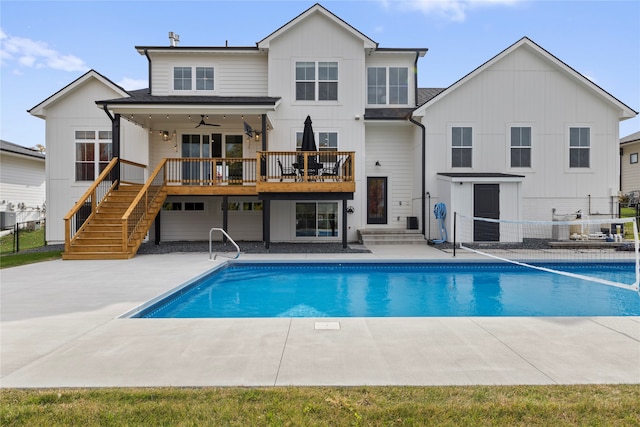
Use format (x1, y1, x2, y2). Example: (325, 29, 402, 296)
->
(1, 212, 16, 230)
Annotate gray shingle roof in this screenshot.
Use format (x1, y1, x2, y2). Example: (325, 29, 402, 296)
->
(97, 89, 280, 106)
(364, 108, 414, 120)
(418, 88, 446, 106)
(0, 140, 45, 159)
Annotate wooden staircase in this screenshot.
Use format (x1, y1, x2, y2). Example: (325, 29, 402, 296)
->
(63, 184, 167, 260)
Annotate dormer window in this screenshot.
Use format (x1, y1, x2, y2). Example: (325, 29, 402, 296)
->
(173, 66, 214, 91)
(367, 67, 408, 105)
(295, 61, 338, 101)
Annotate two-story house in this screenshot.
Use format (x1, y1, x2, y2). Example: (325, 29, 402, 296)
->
(29, 4, 636, 259)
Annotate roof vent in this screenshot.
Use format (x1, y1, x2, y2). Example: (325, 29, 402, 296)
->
(168, 32, 180, 47)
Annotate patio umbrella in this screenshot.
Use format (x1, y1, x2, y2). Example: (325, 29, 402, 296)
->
(301, 115, 317, 152)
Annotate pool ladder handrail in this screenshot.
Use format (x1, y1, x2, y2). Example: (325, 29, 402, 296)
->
(209, 227, 240, 260)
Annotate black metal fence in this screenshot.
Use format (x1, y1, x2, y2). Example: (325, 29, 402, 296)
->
(0, 220, 47, 254)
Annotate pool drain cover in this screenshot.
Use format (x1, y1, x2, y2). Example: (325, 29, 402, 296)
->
(315, 321, 340, 330)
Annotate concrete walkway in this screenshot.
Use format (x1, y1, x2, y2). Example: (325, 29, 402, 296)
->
(1, 245, 639, 387)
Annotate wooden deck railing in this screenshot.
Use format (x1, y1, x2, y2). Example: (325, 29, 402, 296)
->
(257, 151, 355, 183)
(63, 158, 118, 253)
(164, 157, 257, 186)
(63, 158, 147, 253)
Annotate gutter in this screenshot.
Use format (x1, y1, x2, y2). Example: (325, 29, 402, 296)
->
(409, 116, 426, 239)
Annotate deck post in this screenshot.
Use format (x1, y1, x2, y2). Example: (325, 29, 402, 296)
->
(342, 199, 348, 249)
(222, 196, 228, 243)
(264, 199, 271, 250)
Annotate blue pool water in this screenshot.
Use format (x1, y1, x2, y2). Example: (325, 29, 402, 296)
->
(136, 262, 640, 318)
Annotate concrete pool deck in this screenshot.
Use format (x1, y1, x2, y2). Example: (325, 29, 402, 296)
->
(1, 245, 639, 387)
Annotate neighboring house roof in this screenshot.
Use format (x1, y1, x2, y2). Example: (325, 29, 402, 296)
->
(96, 89, 281, 107)
(620, 131, 640, 145)
(28, 70, 128, 118)
(413, 37, 638, 120)
(0, 140, 45, 160)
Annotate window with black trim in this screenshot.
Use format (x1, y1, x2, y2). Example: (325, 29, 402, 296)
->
(173, 66, 214, 91)
(367, 67, 408, 105)
(295, 61, 338, 101)
(631, 153, 638, 164)
(510, 127, 531, 167)
(569, 127, 590, 168)
(451, 127, 472, 168)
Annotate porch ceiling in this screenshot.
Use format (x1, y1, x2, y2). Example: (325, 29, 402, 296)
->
(118, 112, 272, 132)
(96, 91, 280, 129)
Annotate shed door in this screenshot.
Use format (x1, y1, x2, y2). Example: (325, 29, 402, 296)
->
(473, 184, 499, 241)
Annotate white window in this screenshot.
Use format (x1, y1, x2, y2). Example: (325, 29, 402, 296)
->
(173, 66, 214, 91)
(295, 61, 338, 101)
(162, 201, 205, 211)
(451, 127, 472, 168)
(367, 67, 408, 105)
(569, 127, 590, 168)
(295, 131, 338, 152)
(75, 130, 112, 181)
(510, 127, 531, 168)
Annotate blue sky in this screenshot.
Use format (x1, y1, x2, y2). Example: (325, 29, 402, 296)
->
(1, 0, 639, 148)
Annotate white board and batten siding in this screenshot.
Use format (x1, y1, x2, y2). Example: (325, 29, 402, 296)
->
(420, 42, 622, 231)
(39, 79, 131, 243)
(365, 123, 415, 227)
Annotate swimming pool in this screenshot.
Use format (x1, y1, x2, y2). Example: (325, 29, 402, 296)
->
(129, 261, 640, 318)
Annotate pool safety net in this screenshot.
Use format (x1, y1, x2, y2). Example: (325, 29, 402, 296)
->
(453, 214, 640, 291)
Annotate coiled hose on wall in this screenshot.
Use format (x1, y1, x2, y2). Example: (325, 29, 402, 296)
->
(432, 202, 448, 244)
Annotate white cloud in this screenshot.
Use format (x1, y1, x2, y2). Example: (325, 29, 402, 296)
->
(117, 77, 148, 91)
(0, 28, 88, 72)
(384, 0, 521, 22)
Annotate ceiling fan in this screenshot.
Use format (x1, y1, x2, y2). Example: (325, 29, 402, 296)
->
(195, 115, 220, 128)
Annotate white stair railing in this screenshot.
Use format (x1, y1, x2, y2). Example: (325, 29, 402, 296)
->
(209, 228, 240, 260)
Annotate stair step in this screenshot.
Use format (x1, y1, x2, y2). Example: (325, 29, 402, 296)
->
(63, 252, 133, 260)
(69, 244, 126, 252)
(75, 237, 123, 245)
(358, 229, 426, 245)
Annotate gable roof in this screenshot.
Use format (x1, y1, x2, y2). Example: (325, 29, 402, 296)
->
(28, 70, 129, 118)
(258, 3, 377, 50)
(0, 139, 45, 160)
(413, 37, 637, 119)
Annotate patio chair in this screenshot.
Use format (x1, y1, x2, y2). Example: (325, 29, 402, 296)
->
(278, 159, 298, 181)
(321, 158, 341, 181)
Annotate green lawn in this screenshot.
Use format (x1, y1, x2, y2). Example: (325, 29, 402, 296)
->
(1, 385, 638, 426)
(0, 226, 46, 254)
(0, 250, 62, 269)
(0, 226, 62, 268)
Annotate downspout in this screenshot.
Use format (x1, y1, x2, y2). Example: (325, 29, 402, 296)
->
(413, 51, 420, 117)
(409, 50, 426, 239)
(409, 116, 426, 239)
(144, 49, 152, 94)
